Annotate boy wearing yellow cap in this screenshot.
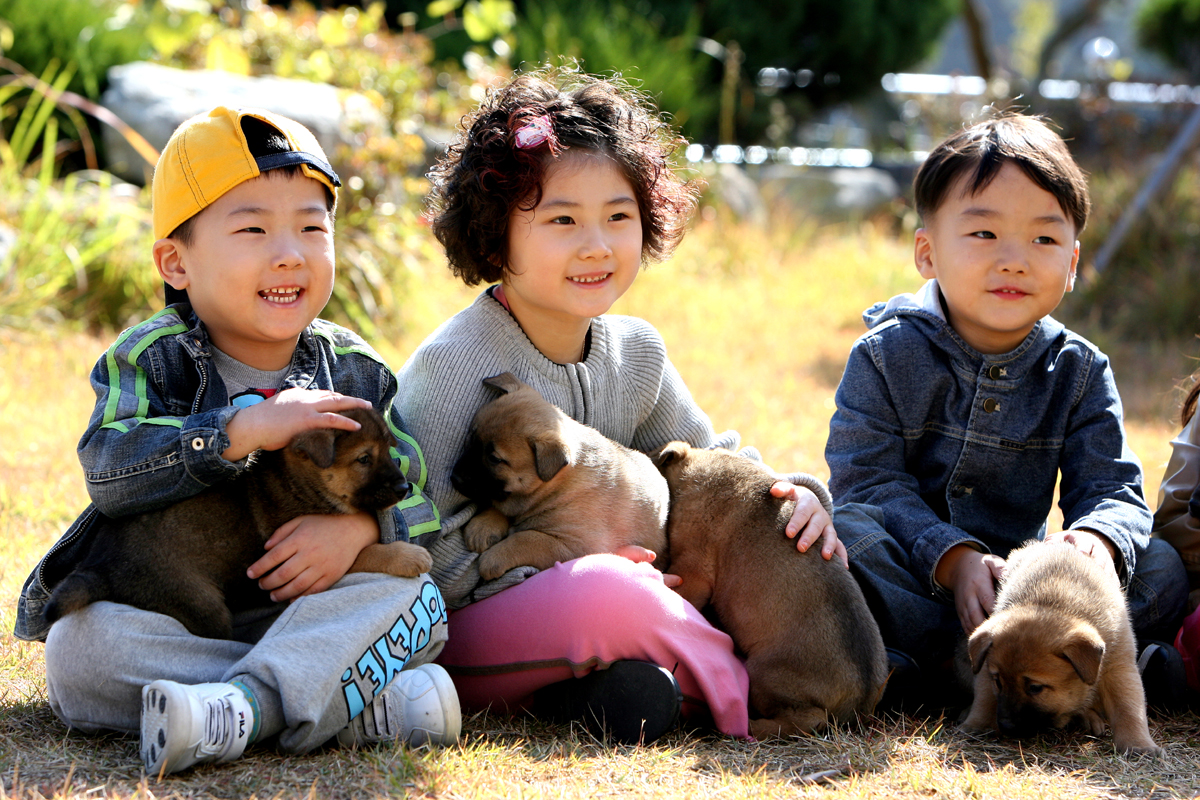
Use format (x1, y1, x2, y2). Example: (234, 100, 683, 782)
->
(14, 107, 460, 775)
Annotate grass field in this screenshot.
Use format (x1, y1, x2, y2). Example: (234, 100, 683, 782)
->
(3, 217, 1199, 799)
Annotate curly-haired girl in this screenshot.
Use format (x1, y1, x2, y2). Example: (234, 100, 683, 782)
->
(396, 66, 842, 742)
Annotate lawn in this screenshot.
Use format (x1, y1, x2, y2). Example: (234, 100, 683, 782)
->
(2, 216, 1199, 799)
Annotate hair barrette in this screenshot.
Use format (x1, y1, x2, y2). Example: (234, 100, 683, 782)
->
(514, 115, 554, 150)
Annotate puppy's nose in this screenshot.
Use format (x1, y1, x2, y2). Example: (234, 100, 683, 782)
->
(393, 479, 411, 499)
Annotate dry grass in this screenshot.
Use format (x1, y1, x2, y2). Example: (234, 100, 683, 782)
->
(3, 217, 1200, 799)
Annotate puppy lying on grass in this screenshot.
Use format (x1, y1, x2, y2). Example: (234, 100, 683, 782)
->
(44, 407, 432, 640)
(960, 540, 1162, 756)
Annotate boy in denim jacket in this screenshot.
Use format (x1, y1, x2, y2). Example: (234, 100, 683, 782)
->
(15, 107, 460, 774)
(825, 114, 1189, 707)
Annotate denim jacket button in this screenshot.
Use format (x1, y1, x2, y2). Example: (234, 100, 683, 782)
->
(983, 397, 1000, 412)
(987, 365, 1006, 380)
(191, 437, 205, 451)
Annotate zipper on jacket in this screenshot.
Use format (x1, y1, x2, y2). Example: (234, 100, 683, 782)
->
(35, 506, 99, 592)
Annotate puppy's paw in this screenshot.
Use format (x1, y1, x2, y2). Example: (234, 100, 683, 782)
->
(350, 542, 433, 578)
(465, 508, 510, 553)
(1076, 708, 1108, 737)
(1117, 741, 1165, 758)
(477, 549, 511, 581)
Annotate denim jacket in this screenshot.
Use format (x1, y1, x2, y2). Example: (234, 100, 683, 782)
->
(826, 280, 1150, 595)
(15, 305, 440, 642)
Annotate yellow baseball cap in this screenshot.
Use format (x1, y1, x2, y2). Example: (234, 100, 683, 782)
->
(152, 106, 342, 240)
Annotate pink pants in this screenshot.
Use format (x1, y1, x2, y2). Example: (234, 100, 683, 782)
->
(435, 554, 750, 737)
(1176, 604, 1200, 692)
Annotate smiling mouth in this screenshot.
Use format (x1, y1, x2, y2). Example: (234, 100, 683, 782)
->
(260, 287, 303, 303)
(992, 288, 1028, 297)
(569, 274, 611, 285)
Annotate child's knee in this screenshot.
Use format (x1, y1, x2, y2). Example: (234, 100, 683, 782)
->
(545, 554, 680, 626)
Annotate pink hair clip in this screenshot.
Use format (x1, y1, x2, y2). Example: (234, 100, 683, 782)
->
(514, 115, 555, 149)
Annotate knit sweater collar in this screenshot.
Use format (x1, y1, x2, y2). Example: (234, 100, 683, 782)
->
(477, 287, 607, 380)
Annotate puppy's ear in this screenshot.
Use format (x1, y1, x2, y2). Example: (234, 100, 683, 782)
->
(968, 623, 994, 674)
(482, 372, 525, 395)
(530, 435, 571, 482)
(291, 428, 338, 468)
(1060, 624, 1106, 685)
(650, 440, 690, 469)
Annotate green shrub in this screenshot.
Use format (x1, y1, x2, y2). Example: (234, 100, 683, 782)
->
(0, 0, 149, 98)
(513, 1, 717, 137)
(0, 69, 153, 330)
(1138, 0, 1200, 78)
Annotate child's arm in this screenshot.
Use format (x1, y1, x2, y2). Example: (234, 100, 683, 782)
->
(1056, 354, 1151, 581)
(1152, 413, 1200, 561)
(80, 344, 368, 517)
(826, 342, 986, 590)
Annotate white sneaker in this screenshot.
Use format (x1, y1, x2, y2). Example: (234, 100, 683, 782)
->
(337, 663, 461, 747)
(141, 680, 255, 775)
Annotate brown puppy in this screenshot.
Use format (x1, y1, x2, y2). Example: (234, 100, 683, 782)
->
(43, 407, 432, 640)
(651, 441, 888, 739)
(452, 373, 668, 581)
(960, 540, 1161, 756)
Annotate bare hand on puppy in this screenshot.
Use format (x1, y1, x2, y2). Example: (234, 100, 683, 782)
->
(772, 481, 846, 567)
(223, 388, 373, 461)
(614, 544, 682, 588)
(1046, 529, 1117, 572)
(250, 511, 379, 601)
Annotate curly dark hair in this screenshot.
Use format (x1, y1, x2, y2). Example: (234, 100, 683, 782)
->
(427, 66, 700, 286)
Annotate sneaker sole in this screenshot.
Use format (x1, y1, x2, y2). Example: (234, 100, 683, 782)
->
(141, 681, 184, 775)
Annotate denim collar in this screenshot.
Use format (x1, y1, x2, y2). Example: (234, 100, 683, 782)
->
(865, 280, 1067, 379)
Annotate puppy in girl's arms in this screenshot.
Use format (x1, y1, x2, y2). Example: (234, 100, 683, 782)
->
(452, 372, 668, 581)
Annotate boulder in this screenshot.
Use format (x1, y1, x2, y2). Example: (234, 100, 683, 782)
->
(99, 62, 383, 184)
(759, 164, 899, 219)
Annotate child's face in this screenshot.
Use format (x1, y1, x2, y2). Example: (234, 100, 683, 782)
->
(914, 162, 1079, 354)
(154, 172, 335, 370)
(503, 153, 642, 344)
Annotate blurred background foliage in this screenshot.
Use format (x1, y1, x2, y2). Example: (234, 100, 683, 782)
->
(1138, 0, 1200, 78)
(3, 0, 1200, 346)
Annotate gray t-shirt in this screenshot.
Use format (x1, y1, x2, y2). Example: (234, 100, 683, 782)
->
(210, 345, 290, 408)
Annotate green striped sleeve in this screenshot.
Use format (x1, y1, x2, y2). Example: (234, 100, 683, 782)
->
(101, 309, 189, 427)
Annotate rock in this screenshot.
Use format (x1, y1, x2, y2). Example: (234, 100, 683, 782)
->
(99, 62, 384, 184)
(759, 164, 899, 219)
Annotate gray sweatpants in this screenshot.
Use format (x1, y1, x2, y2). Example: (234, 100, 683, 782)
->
(44, 572, 448, 753)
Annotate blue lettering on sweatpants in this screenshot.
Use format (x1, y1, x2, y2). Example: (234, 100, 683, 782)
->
(339, 580, 447, 720)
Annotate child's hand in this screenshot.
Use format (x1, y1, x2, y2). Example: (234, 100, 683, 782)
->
(223, 388, 372, 461)
(937, 545, 1005, 634)
(613, 544, 682, 588)
(771, 481, 847, 567)
(247, 511, 379, 601)
(1045, 529, 1117, 572)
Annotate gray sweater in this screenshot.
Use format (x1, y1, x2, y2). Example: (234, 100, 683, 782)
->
(395, 289, 831, 607)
